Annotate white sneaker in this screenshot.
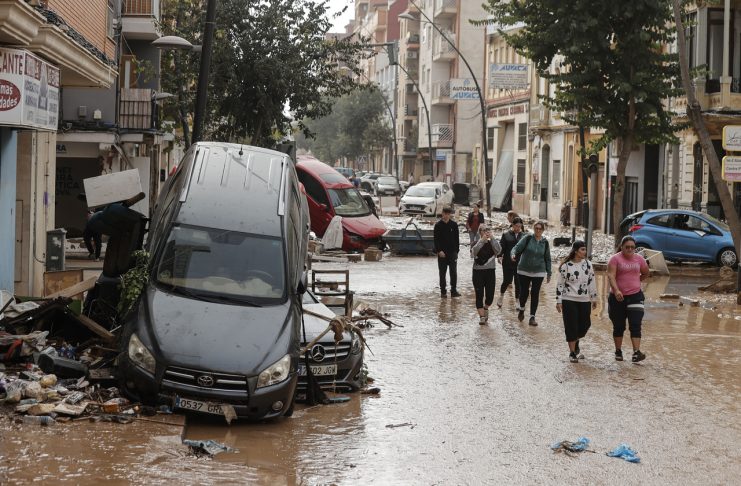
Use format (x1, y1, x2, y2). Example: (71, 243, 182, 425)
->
(496, 294, 503, 308)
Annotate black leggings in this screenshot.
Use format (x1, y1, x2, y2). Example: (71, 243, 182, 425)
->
(518, 274, 544, 316)
(500, 265, 520, 298)
(561, 300, 592, 342)
(608, 291, 644, 339)
(472, 269, 496, 309)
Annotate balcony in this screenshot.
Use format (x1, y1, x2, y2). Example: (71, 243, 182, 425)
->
(434, 0, 457, 20)
(431, 123, 453, 147)
(119, 88, 155, 130)
(529, 104, 549, 129)
(407, 33, 420, 49)
(432, 32, 456, 62)
(402, 140, 417, 155)
(122, 0, 160, 40)
(674, 77, 741, 116)
(404, 104, 418, 118)
(432, 81, 453, 105)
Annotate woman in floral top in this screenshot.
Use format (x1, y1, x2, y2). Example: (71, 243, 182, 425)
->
(556, 240, 598, 363)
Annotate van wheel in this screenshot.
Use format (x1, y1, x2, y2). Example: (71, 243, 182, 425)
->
(718, 247, 738, 268)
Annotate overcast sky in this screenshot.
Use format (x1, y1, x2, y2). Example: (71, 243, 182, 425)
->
(325, 0, 354, 32)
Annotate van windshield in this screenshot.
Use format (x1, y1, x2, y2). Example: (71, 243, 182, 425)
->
(328, 188, 370, 217)
(154, 225, 285, 303)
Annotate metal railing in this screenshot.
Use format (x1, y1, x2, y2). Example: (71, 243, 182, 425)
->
(432, 81, 451, 100)
(405, 104, 418, 116)
(434, 0, 457, 17)
(432, 123, 453, 145)
(123, 0, 157, 16)
(119, 88, 154, 130)
(433, 32, 456, 59)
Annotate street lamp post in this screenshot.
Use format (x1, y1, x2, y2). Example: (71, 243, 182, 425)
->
(395, 61, 434, 176)
(400, 3, 491, 215)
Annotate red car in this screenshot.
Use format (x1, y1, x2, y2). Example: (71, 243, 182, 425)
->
(296, 157, 386, 251)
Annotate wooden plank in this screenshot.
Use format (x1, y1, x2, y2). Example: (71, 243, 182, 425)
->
(73, 314, 116, 341)
(44, 269, 84, 298)
(45, 276, 97, 299)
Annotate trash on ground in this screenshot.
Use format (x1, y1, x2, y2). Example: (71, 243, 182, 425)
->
(551, 436, 592, 455)
(606, 443, 641, 463)
(183, 439, 237, 457)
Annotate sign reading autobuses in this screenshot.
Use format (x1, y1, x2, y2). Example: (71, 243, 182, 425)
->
(0, 47, 59, 131)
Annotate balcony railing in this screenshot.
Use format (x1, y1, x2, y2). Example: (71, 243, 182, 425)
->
(432, 81, 452, 104)
(403, 140, 417, 154)
(119, 88, 155, 130)
(705, 78, 741, 94)
(434, 0, 457, 18)
(432, 32, 456, 61)
(432, 123, 453, 146)
(405, 104, 418, 116)
(124, 0, 157, 15)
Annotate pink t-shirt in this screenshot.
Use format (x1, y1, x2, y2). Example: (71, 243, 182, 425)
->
(608, 252, 648, 296)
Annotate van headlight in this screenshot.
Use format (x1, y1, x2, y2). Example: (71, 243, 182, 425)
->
(128, 333, 156, 374)
(256, 354, 291, 389)
(351, 333, 361, 354)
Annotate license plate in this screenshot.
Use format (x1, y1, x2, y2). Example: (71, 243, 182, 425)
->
(175, 396, 226, 416)
(298, 364, 338, 376)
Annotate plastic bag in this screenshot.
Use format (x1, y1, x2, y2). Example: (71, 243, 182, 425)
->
(607, 443, 640, 463)
(551, 436, 590, 453)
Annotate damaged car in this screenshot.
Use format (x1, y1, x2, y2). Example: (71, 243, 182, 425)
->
(118, 142, 310, 421)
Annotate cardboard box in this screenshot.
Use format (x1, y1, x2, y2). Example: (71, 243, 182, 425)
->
(83, 170, 143, 208)
(364, 248, 382, 262)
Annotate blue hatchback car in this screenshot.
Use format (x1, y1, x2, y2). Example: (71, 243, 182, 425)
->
(621, 209, 737, 267)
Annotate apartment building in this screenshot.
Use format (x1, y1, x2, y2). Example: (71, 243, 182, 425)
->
(0, 0, 118, 293)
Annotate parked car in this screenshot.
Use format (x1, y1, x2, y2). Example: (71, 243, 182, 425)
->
(297, 290, 364, 394)
(375, 175, 402, 196)
(335, 167, 356, 180)
(622, 209, 737, 267)
(296, 158, 386, 251)
(399, 182, 454, 216)
(399, 180, 410, 194)
(118, 142, 309, 421)
(359, 172, 385, 193)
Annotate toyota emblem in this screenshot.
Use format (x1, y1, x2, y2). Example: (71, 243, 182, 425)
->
(310, 344, 326, 362)
(197, 374, 215, 387)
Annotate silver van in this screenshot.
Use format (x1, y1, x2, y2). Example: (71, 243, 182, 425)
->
(118, 142, 309, 420)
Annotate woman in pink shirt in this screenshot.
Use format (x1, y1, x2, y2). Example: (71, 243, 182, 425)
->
(607, 236, 650, 362)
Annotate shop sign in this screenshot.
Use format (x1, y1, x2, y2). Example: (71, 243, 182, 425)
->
(722, 125, 741, 151)
(489, 63, 528, 90)
(449, 78, 480, 100)
(722, 156, 741, 181)
(0, 47, 60, 131)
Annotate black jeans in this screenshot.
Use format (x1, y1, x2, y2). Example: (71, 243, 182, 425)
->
(518, 274, 544, 316)
(500, 265, 520, 298)
(472, 268, 496, 309)
(608, 291, 644, 338)
(438, 253, 458, 292)
(83, 227, 102, 258)
(561, 300, 592, 342)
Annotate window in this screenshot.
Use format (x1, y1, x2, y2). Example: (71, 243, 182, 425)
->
(552, 160, 561, 198)
(647, 214, 672, 227)
(297, 170, 329, 206)
(423, 159, 433, 176)
(518, 123, 527, 151)
(516, 159, 526, 193)
(487, 127, 495, 151)
(327, 189, 370, 217)
(107, 0, 115, 39)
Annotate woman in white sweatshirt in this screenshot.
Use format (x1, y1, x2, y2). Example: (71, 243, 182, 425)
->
(556, 240, 598, 363)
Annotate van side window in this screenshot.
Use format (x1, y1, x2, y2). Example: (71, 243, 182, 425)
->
(297, 170, 330, 206)
(286, 186, 302, 285)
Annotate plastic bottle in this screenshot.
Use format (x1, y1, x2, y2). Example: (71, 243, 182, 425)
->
(22, 415, 55, 426)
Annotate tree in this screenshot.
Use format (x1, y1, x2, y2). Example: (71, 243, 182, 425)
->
(159, 0, 365, 147)
(483, 0, 682, 243)
(297, 86, 393, 164)
(671, 1, 741, 298)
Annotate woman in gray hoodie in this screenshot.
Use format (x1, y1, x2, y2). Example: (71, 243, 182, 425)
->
(472, 225, 502, 325)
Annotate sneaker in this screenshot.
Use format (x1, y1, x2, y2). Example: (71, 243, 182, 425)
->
(569, 352, 579, 363)
(517, 309, 525, 321)
(575, 341, 584, 359)
(528, 316, 537, 326)
(632, 350, 646, 363)
(479, 316, 487, 325)
(496, 294, 503, 308)
(450, 290, 461, 298)
(87, 253, 95, 260)
(441, 291, 447, 298)
(615, 349, 624, 361)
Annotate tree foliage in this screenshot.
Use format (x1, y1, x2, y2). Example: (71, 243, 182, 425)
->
(159, 0, 365, 147)
(297, 86, 393, 164)
(482, 0, 683, 239)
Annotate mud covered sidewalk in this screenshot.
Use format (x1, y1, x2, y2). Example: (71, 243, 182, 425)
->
(1, 251, 740, 484)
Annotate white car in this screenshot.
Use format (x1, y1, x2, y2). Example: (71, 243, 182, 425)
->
(399, 182, 454, 216)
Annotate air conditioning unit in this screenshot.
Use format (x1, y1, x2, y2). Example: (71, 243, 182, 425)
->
(407, 51, 418, 59)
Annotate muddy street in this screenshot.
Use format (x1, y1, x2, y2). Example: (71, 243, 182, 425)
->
(2, 252, 740, 484)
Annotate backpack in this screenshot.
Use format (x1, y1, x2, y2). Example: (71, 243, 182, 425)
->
(474, 241, 496, 265)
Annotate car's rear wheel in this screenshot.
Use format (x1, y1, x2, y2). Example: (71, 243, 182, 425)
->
(717, 247, 737, 268)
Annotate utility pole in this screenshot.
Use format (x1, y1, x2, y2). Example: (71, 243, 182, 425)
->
(586, 154, 598, 257)
(192, 0, 217, 144)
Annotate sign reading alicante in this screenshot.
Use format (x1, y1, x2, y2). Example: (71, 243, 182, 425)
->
(0, 47, 60, 131)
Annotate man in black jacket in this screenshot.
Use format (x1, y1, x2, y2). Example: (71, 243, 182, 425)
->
(497, 217, 524, 308)
(434, 206, 460, 297)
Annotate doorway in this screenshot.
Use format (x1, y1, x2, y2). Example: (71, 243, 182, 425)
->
(540, 144, 550, 219)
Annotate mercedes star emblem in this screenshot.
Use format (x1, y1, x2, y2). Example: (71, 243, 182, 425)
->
(310, 344, 326, 362)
